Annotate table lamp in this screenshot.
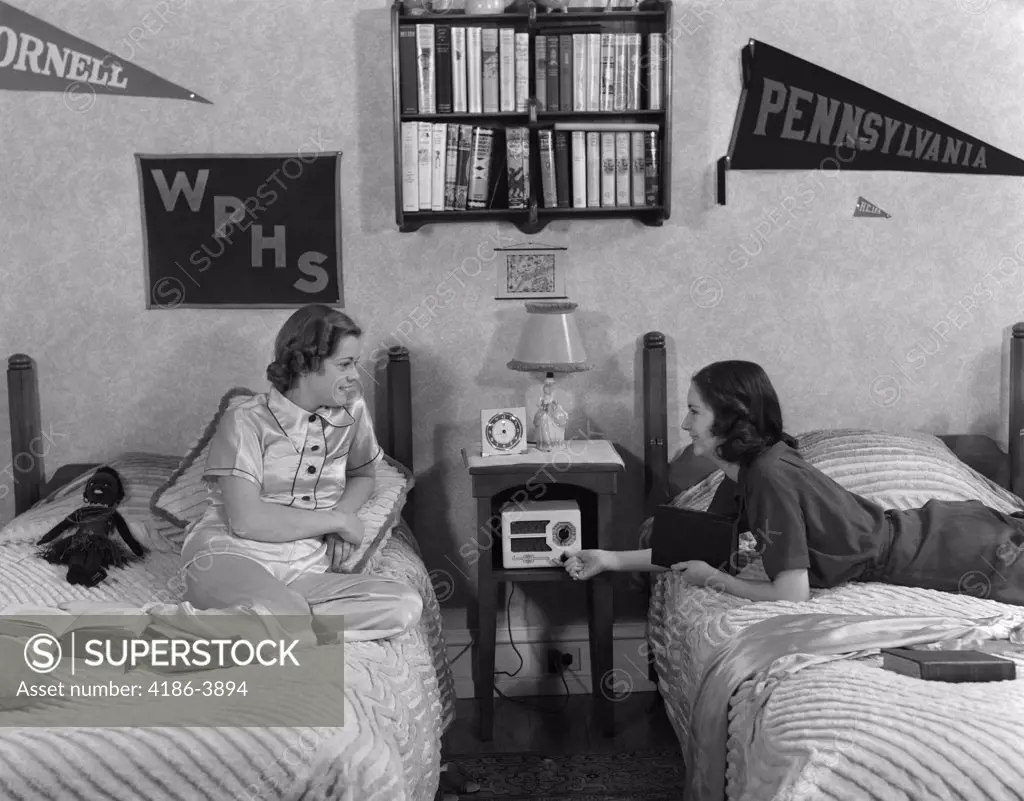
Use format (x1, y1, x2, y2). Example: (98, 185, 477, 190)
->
(506, 300, 592, 451)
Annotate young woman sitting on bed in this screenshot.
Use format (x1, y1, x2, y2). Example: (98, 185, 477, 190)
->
(563, 360, 1024, 606)
(177, 303, 423, 642)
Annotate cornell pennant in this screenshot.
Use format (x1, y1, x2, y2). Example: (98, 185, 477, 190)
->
(0, 27, 128, 89)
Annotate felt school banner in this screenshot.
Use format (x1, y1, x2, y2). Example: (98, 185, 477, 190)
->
(723, 40, 1024, 176)
(137, 153, 344, 309)
(0, 0, 208, 103)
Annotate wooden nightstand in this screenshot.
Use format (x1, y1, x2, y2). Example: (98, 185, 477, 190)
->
(462, 439, 625, 741)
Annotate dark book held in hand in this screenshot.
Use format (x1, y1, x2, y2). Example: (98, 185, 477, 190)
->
(881, 648, 1017, 683)
(650, 505, 738, 574)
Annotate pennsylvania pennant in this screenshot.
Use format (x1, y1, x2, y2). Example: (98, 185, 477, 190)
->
(853, 197, 891, 218)
(718, 40, 1024, 203)
(0, 1, 209, 103)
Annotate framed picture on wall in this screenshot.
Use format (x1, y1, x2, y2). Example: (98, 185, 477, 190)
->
(494, 241, 568, 301)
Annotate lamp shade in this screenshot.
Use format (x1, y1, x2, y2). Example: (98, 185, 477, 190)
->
(507, 301, 592, 373)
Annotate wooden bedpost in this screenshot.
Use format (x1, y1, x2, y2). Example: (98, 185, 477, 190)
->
(387, 345, 414, 530)
(1011, 324, 1024, 499)
(643, 331, 668, 513)
(7, 354, 45, 516)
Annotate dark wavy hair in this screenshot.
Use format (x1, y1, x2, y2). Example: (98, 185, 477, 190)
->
(691, 360, 798, 467)
(266, 305, 363, 394)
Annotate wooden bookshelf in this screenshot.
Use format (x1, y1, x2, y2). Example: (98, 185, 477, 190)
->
(391, 0, 673, 234)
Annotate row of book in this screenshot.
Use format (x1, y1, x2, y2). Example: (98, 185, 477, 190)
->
(398, 23, 666, 116)
(399, 120, 661, 213)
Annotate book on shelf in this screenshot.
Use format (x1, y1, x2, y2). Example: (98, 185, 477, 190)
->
(404, 123, 540, 212)
(546, 35, 559, 111)
(498, 28, 516, 112)
(415, 24, 435, 115)
(531, 31, 649, 114)
(553, 130, 571, 208)
(454, 124, 474, 209)
(417, 121, 432, 210)
(506, 126, 530, 209)
(533, 125, 660, 210)
(430, 123, 448, 211)
(467, 127, 495, 208)
(436, 25, 453, 114)
(538, 129, 557, 208)
(535, 34, 548, 110)
(394, 5, 670, 227)
(514, 32, 530, 112)
(452, 26, 467, 112)
(400, 22, 536, 118)
(402, 124, 661, 215)
(648, 32, 664, 110)
(586, 131, 600, 208)
(881, 648, 1017, 683)
(481, 28, 500, 113)
(467, 26, 483, 113)
(558, 35, 572, 112)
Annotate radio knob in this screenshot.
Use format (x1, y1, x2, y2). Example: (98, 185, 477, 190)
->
(553, 522, 576, 546)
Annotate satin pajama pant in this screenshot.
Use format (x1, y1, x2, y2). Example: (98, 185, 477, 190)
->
(179, 532, 423, 643)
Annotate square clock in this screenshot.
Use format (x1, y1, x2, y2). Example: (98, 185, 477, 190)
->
(480, 407, 528, 456)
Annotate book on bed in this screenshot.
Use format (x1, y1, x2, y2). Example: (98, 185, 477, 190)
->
(0, 604, 151, 640)
(650, 505, 739, 574)
(881, 648, 1017, 682)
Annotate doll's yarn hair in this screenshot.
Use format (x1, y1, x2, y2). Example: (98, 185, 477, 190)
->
(266, 305, 363, 394)
(690, 360, 799, 468)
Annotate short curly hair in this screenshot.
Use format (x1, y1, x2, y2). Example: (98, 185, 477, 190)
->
(266, 305, 363, 394)
(690, 360, 798, 468)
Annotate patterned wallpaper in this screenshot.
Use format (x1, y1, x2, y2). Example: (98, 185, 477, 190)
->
(2, 0, 1024, 627)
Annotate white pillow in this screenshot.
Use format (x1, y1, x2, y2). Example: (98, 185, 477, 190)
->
(0, 453, 185, 553)
(151, 388, 415, 572)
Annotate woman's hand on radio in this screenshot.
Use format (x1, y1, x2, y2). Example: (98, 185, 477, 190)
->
(563, 550, 611, 580)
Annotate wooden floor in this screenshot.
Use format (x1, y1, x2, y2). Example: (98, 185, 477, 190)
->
(443, 691, 680, 756)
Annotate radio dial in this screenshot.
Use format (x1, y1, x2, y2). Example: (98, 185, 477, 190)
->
(552, 522, 577, 547)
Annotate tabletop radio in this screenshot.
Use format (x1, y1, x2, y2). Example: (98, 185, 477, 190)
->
(500, 500, 582, 569)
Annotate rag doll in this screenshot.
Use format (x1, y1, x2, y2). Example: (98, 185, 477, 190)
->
(36, 466, 146, 587)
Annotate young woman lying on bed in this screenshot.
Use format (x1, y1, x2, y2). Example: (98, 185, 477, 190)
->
(563, 360, 1024, 606)
(178, 304, 423, 642)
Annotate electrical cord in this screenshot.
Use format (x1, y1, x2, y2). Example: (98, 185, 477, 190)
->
(493, 582, 573, 715)
(494, 582, 524, 679)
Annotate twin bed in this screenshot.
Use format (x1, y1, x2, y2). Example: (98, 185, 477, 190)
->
(639, 329, 1024, 801)
(6, 325, 1024, 800)
(0, 348, 454, 801)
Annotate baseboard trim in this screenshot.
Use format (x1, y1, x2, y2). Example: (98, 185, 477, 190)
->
(443, 620, 657, 699)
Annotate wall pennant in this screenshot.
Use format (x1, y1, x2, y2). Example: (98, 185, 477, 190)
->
(717, 40, 1024, 204)
(853, 197, 890, 218)
(0, 1, 209, 104)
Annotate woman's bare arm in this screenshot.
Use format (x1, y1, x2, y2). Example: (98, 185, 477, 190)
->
(609, 549, 668, 573)
(719, 569, 810, 602)
(218, 476, 360, 544)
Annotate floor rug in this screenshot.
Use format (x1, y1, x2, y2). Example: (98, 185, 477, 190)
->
(446, 750, 686, 800)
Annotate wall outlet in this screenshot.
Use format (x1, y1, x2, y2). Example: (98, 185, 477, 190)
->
(546, 645, 582, 674)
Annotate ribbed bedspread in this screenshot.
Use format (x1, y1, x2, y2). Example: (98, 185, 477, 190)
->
(650, 577, 1024, 801)
(0, 523, 455, 801)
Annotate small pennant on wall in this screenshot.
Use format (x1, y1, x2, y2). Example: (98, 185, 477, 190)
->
(0, 0, 209, 103)
(853, 197, 891, 218)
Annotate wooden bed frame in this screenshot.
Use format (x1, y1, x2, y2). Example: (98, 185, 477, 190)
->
(5, 347, 416, 526)
(641, 325, 1024, 511)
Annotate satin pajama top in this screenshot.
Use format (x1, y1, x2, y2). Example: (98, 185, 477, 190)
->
(182, 388, 383, 566)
